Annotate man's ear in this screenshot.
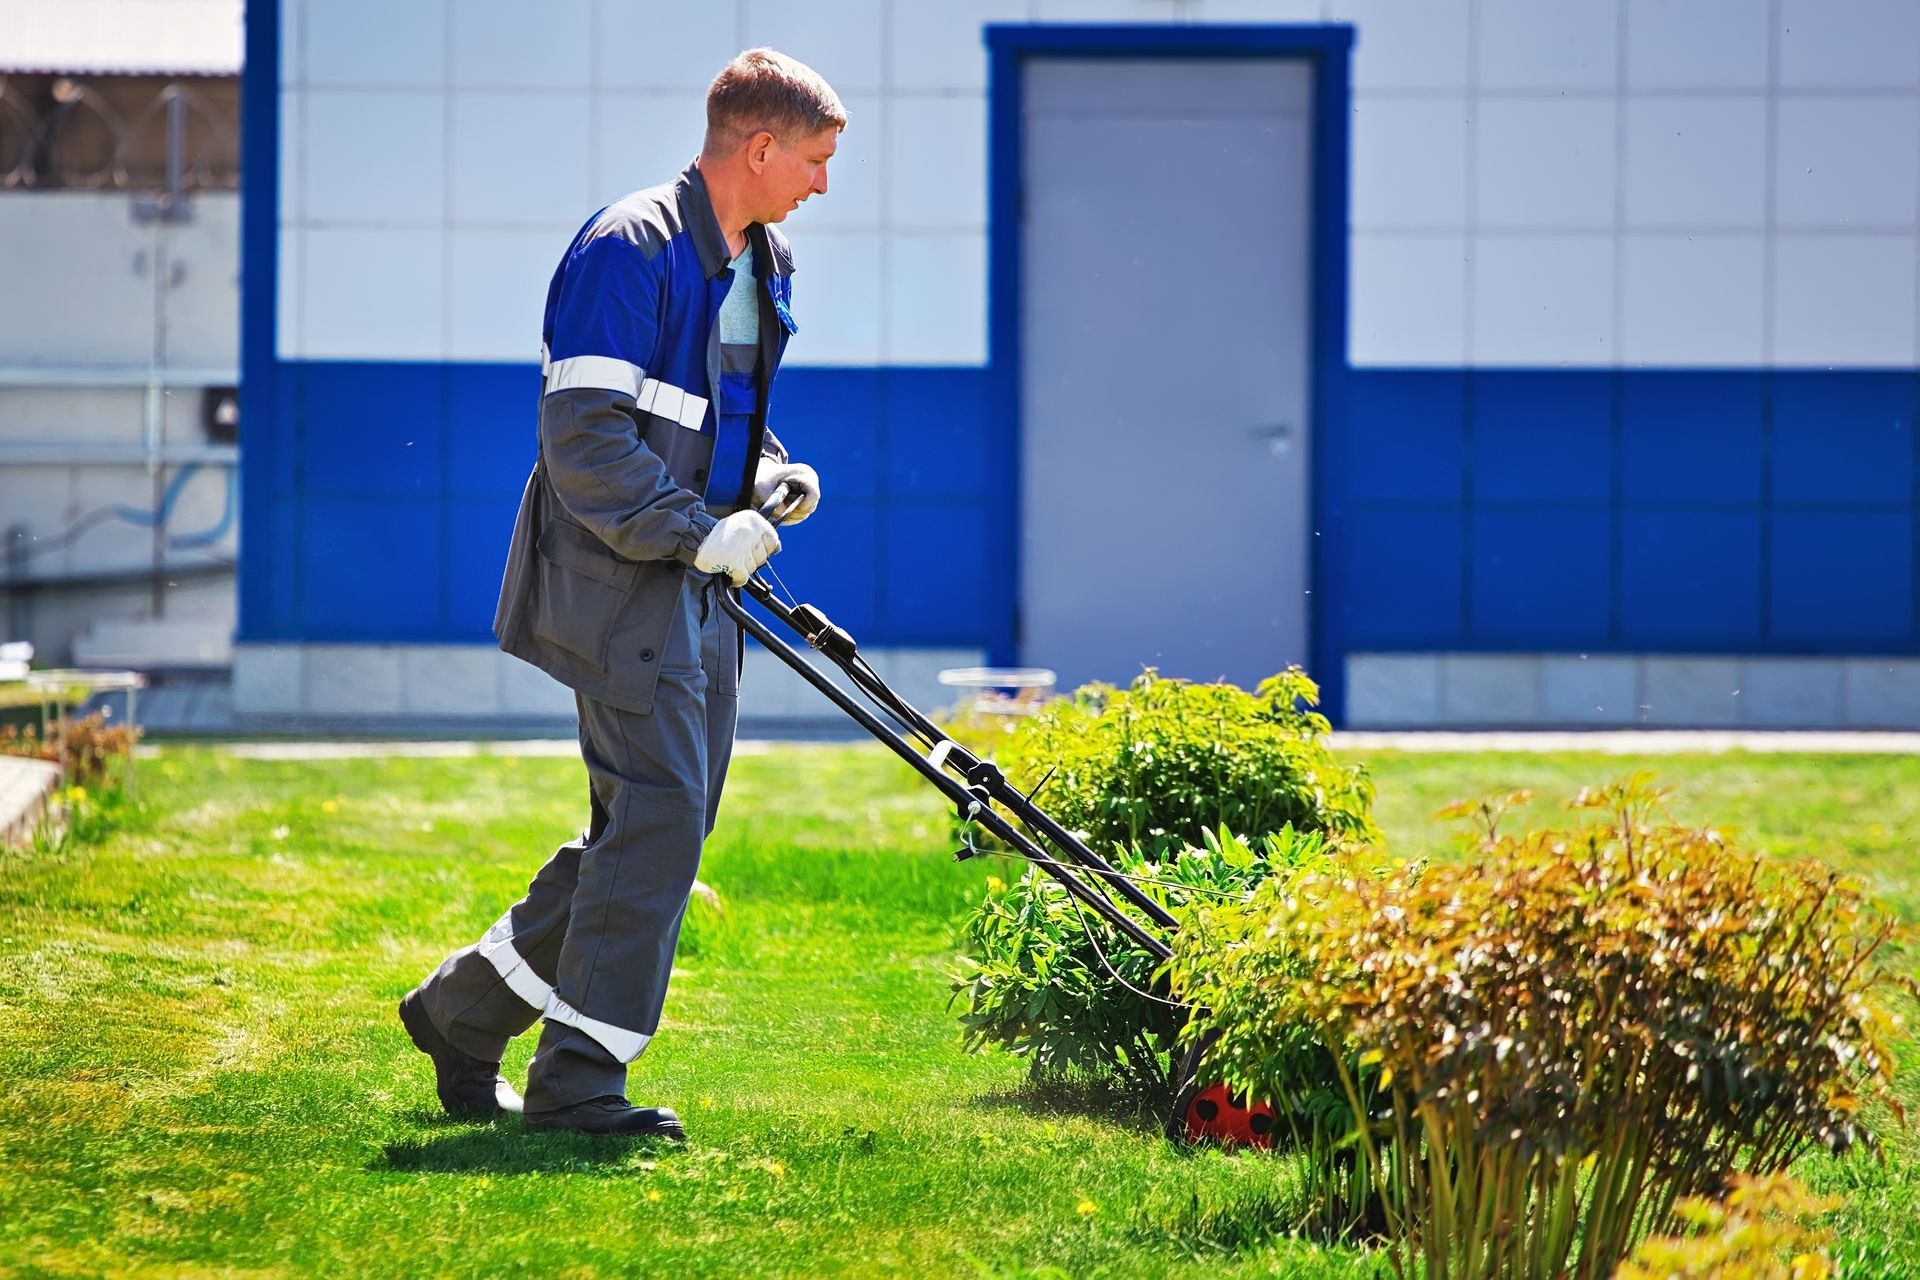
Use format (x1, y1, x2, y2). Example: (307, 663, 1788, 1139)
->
(746, 130, 777, 173)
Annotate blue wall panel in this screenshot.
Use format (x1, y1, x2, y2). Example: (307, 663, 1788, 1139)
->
(301, 498, 444, 639)
(1470, 372, 1613, 504)
(884, 368, 995, 502)
(754, 498, 882, 638)
(1343, 371, 1466, 504)
(449, 363, 542, 499)
(1341, 509, 1465, 647)
(772, 368, 883, 502)
(255, 361, 1001, 648)
(1470, 510, 1611, 645)
(301, 363, 444, 499)
(251, 363, 1920, 668)
(1618, 511, 1764, 646)
(1772, 373, 1915, 507)
(447, 495, 521, 639)
(1771, 512, 1913, 645)
(1619, 372, 1766, 506)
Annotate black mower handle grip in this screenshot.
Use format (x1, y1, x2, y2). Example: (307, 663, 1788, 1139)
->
(758, 481, 800, 527)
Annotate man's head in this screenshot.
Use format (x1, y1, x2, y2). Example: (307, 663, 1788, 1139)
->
(699, 49, 846, 225)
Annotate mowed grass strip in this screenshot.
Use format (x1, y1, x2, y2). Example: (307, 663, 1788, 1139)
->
(0, 746, 1915, 1278)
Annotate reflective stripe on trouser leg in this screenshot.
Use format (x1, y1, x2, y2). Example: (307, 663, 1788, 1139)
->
(410, 748, 607, 1064)
(523, 571, 734, 1112)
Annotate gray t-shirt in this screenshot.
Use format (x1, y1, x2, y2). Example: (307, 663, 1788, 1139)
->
(720, 242, 759, 359)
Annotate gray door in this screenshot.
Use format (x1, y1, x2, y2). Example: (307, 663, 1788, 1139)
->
(1020, 58, 1314, 693)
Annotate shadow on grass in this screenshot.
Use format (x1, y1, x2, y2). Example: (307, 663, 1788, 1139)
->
(376, 1114, 686, 1176)
(967, 1073, 1171, 1138)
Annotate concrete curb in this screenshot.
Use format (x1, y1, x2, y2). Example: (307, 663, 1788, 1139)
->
(0, 756, 61, 847)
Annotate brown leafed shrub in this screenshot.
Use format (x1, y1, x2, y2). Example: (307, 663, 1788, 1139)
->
(1170, 773, 1911, 1280)
(0, 710, 141, 790)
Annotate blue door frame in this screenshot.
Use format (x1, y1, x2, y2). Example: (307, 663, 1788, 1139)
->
(985, 23, 1355, 720)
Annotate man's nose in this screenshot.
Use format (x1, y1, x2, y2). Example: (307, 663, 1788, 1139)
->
(811, 169, 829, 195)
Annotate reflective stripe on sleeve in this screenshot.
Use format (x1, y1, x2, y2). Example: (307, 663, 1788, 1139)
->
(475, 912, 653, 1064)
(544, 354, 645, 398)
(635, 377, 710, 431)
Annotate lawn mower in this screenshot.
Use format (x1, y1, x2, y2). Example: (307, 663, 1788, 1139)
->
(720, 492, 1274, 1150)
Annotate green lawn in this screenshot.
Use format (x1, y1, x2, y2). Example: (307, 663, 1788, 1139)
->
(2, 746, 1916, 1278)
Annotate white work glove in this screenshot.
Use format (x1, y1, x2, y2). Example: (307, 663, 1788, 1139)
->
(751, 459, 821, 526)
(694, 510, 781, 586)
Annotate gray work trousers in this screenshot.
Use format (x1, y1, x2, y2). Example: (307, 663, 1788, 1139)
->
(413, 571, 739, 1113)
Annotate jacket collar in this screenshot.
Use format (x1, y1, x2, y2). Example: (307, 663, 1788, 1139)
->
(677, 160, 731, 280)
(679, 160, 796, 280)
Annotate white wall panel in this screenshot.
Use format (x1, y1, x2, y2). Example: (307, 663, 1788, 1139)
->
(0, 194, 155, 365)
(1350, 233, 1468, 366)
(888, 95, 987, 229)
(268, 0, 1920, 373)
(890, 0, 1031, 93)
(450, 0, 591, 90)
(280, 0, 303, 87)
(779, 93, 884, 229)
(278, 88, 303, 225)
(303, 227, 445, 361)
(1772, 235, 1917, 366)
(1774, 97, 1920, 229)
(1476, 0, 1620, 92)
(1475, 99, 1616, 230)
(449, 92, 593, 226)
(1471, 235, 1615, 365)
(1329, 0, 1470, 92)
(1619, 234, 1765, 365)
(597, 1, 740, 93)
(307, 0, 445, 88)
(742, 0, 886, 95)
(780, 229, 884, 365)
(164, 196, 242, 370)
(1193, 0, 1326, 21)
(1034, 0, 1197, 22)
(448, 228, 569, 363)
(1779, 0, 1920, 90)
(887, 232, 988, 364)
(1623, 97, 1767, 228)
(592, 91, 706, 207)
(304, 90, 446, 225)
(1624, 0, 1769, 91)
(1351, 96, 1468, 229)
(277, 225, 302, 359)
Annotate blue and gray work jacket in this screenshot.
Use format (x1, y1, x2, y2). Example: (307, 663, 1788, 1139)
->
(493, 161, 798, 715)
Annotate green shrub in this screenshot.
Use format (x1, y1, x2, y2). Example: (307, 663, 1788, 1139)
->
(984, 667, 1378, 859)
(948, 668, 1376, 1094)
(951, 825, 1339, 1094)
(1171, 775, 1911, 1280)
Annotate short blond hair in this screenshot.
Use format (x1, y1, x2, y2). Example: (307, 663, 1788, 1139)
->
(705, 48, 847, 151)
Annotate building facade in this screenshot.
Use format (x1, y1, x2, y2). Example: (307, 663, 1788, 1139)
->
(1, 3, 243, 675)
(241, 0, 1920, 728)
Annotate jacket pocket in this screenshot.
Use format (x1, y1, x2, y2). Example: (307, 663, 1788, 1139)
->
(530, 521, 637, 668)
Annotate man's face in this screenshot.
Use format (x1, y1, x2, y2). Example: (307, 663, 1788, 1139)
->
(751, 125, 838, 223)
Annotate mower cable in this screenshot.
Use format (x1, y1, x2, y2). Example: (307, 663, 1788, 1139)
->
(962, 809, 1192, 1011)
(1053, 865, 1194, 1012)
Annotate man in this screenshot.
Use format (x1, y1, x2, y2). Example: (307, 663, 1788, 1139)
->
(397, 49, 844, 1139)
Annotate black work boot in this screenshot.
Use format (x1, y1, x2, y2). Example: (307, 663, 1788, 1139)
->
(523, 1095, 687, 1140)
(398, 990, 524, 1119)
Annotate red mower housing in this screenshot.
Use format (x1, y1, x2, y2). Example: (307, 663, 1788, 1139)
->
(1182, 1083, 1277, 1150)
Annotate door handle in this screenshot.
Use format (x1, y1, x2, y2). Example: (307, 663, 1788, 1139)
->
(1251, 422, 1295, 458)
